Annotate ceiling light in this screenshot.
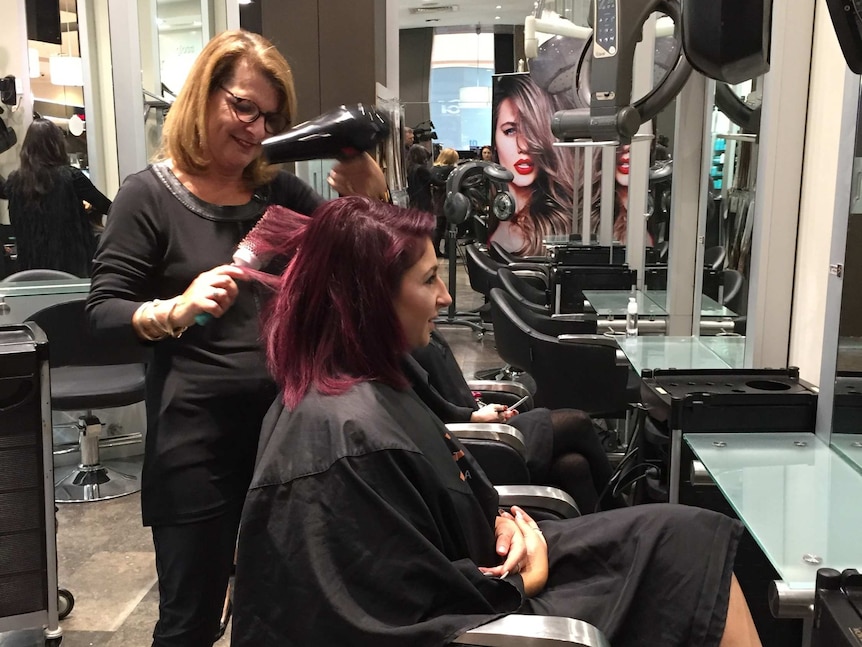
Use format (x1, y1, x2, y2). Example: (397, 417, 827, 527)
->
(49, 55, 83, 87)
(496, 5, 502, 8)
(495, 15, 501, 19)
(238, 0, 253, 4)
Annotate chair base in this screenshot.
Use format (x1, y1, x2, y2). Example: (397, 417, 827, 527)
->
(54, 459, 143, 503)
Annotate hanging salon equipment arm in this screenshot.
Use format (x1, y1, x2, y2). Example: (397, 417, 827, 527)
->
(542, 0, 771, 145)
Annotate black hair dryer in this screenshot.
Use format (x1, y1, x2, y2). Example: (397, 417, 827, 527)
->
(262, 103, 390, 164)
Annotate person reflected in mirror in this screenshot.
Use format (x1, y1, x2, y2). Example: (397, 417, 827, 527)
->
(490, 74, 600, 256)
(613, 144, 655, 246)
(86, 29, 385, 647)
(406, 143, 433, 214)
(0, 118, 111, 277)
(231, 196, 762, 647)
(430, 147, 459, 257)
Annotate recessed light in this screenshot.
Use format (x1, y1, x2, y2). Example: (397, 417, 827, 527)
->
(495, 15, 501, 19)
(496, 4, 502, 8)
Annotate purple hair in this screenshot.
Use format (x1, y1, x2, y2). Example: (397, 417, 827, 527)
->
(255, 196, 435, 409)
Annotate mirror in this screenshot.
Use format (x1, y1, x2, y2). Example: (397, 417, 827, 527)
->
(832, 82, 862, 474)
(142, 0, 213, 162)
(697, 77, 762, 336)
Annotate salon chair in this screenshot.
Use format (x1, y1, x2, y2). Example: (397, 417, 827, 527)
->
(27, 299, 148, 502)
(1, 269, 80, 283)
(497, 267, 550, 314)
(446, 417, 582, 521)
(721, 269, 745, 311)
(489, 240, 552, 266)
(463, 244, 546, 382)
(465, 244, 548, 302)
(496, 275, 598, 337)
(490, 289, 635, 419)
(704, 245, 727, 271)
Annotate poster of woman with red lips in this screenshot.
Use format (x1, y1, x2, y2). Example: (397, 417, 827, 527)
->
(489, 33, 668, 255)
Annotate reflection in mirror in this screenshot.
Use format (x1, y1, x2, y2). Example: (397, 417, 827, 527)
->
(833, 83, 862, 474)
(698, 77, 763, 336)
(142, 0, 209, 161)
(481, 14, 679, 262)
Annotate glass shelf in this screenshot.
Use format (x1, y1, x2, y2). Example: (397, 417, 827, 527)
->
(830, 433, 862, 476)
(618, 335, 745, 375)
(686, 432, 862, 588)
(642, 289, 738, 318)
(582, 289, 667, 317)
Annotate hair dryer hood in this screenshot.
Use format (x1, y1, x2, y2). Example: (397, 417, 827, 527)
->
(262, 103, 390, 164)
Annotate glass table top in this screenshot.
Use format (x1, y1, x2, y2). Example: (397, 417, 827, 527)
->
(583, 289, 668, 317)
(830, 433, 862, 477)
(643, 290, 738, 318)
(686, 432, 862, 588)
(618, 335, 746, 375)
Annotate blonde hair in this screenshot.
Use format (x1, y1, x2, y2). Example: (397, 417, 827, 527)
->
(434, 148, 459, 166)
(159, 29, 297, 187)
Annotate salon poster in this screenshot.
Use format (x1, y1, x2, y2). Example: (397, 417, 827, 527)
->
(489, 34, 675, 256)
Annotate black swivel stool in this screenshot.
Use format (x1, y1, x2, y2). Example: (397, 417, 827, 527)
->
(27, 299, 148, 502)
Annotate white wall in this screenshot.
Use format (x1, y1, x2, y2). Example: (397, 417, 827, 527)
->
(790, 0, 860, 386)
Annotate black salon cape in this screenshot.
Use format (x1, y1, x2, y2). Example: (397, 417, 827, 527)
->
(232, 381, 743, 647)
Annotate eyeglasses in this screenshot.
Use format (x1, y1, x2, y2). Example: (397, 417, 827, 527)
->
(219, 86, 289, 135)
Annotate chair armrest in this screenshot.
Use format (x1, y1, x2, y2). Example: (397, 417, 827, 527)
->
(467, 380, 534, 400)
(446, 423, 527, 457)
(509, 262, 550, 274)
(556, 334, 631, 368)
(495, 485, 580, 519)
(452, 614, 610, 646)
(556, 334, 620, 348)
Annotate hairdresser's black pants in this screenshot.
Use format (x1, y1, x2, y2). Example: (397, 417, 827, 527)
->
(151, 503, 241, 647)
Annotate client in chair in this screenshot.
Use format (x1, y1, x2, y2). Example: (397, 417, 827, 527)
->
(232, 197, 761, 647)
(410, 329, 622, 513)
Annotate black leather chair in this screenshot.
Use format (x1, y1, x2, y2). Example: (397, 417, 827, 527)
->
(497, 267, 550, 313)
(488, 240, 551, 266)
(490, 288, 634, 418)
(1, 269, 80, 283)
(464, 244, 547, 302)
(496, 278, 598, 338)
(704, 245, 727, 270)
(721, 268, 745, 311)
(27, 299, 149, 502)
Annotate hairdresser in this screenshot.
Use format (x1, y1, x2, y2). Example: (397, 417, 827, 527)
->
(86, 29, 385, 647)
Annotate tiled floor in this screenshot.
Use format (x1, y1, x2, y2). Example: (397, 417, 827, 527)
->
(0, 249, 500, 647)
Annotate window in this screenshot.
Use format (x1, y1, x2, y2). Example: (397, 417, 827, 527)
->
(429, 32, 495, 151)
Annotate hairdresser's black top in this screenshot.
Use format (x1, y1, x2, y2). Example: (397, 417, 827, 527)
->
(232, 378, 743, 647)
(87, 163, 323, 525)
(0, 165, 111, 276)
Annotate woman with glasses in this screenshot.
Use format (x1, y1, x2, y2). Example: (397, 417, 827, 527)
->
(86, 29, 386, 646)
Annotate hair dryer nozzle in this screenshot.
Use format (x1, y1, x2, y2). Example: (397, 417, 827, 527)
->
(262, 103, 390, 164)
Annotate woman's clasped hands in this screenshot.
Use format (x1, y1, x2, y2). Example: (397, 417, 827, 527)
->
(479, 505, 549, 598)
